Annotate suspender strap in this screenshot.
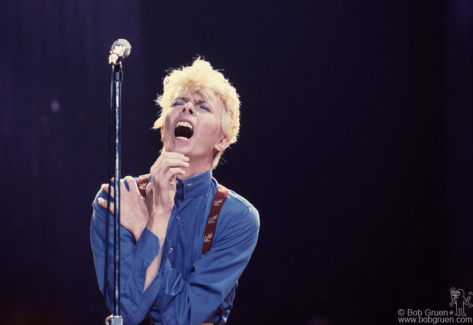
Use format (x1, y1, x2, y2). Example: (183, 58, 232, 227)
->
(137, 174, 149, 197)
(202, 185, 228, 257)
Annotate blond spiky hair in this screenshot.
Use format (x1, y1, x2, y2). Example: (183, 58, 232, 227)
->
(153, 58, 240, 169)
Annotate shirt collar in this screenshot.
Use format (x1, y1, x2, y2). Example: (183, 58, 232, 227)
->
(174, 169, 212, 201)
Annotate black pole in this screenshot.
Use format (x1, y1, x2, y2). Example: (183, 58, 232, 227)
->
(113, 63, 123, 318)
(105, 38, 130, 325)
(105, 63, 124, 325)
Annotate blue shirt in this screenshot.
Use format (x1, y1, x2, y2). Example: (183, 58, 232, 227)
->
(90, 170, 260, 325)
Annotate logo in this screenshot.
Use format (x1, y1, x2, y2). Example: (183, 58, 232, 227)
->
(204, 233, 213, 242)
(208, 215, 218, 224)
(450, 287, 473, 317)
(139, 182, 147, 189)
(213, 199, 223, 207)
(398, 288, 473, 323)
(218, 187, 227, 193)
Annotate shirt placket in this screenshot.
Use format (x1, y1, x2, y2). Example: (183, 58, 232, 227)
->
(168, 197, 192, 267)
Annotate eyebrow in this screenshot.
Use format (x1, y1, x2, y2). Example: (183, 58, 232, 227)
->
(173, 97, 189, 102)
(172, 97, 209, 106)
(195, 99, 208, 105)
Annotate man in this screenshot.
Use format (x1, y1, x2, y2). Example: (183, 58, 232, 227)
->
(91, 58, 260, 325)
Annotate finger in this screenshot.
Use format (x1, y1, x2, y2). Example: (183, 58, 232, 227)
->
(124, 176, 140, 193)
(151, 158, 189, 177)
(151, 151, 189, 172)
(119, 178, 131, 192)
(150, 164, 188, 185)
(154, 167, 185, 189)
(166, 152, 189, 161)
(164, 167, 186, 180)
(101, 183, 109, 193)
(163, 157, 190, 169)
(145, 182, 153, 194)
(101, 184, 115, 198)
(98, 197, 115, 214)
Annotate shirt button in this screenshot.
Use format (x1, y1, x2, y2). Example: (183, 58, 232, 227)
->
(176, 215, 180, 219)
(169, 248, 173, 253)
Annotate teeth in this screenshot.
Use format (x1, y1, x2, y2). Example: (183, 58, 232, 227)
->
(176, 121, 192, 129)
(176, 136, 189, 140)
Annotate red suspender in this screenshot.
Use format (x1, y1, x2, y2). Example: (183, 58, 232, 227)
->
(137, 175, 227, 257)
(202, 185, 228, 257)
(137, 174, 149, 197)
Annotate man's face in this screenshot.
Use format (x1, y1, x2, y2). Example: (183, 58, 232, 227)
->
(161, 92, 228, 162)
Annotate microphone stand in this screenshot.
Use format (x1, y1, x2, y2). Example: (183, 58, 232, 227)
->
(107, 62, 123, 325)
(105, 38, 131, 325)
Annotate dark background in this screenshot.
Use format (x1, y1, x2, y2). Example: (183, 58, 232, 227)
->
(1, 1, 472, 324)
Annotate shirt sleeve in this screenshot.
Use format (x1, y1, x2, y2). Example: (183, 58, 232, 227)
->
(152, 204, 260, 325)
(90, 189, 162, 325)
(91, 188, 260, 325)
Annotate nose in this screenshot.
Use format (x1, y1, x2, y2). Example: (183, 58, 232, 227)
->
(182, 102, 194, 115)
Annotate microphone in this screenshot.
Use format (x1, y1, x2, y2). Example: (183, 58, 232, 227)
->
(108, 39, 132, 65)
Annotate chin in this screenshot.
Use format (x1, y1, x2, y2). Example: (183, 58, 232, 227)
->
(171, 142, 192, 154)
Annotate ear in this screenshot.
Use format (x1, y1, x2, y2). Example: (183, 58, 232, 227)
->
(214, 133, 230, 152)
(160, 125, 165, 142)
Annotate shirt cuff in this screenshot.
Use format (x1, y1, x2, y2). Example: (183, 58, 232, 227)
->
(134, 227, 161, 265)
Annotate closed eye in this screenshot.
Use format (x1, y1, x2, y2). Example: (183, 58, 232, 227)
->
(172, 101, 184, 107)
(200, 105, 210, 111)
(171, 97, 189, 107)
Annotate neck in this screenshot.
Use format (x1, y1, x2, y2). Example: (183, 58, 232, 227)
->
(178, 157, 212, 180)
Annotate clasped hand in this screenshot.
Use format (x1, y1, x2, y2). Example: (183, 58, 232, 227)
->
(98, 151, 189, 240)
(98, 177, 150, 241)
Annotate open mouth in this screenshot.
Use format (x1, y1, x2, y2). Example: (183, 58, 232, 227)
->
(174, 121, 194, 140)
